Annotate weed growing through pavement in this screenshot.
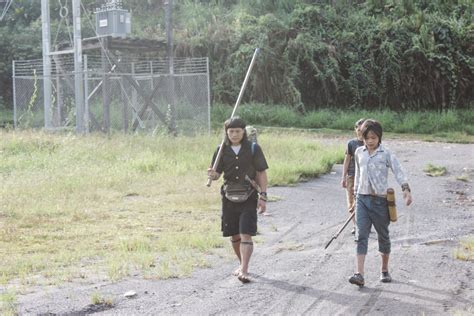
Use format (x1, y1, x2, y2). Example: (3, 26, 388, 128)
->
(91, 291, 113, 306)
(456, 174, 470, 182)
(0, 290, 17, 316)
(423, 163, 447, 177)
(454, 236, 474, 262)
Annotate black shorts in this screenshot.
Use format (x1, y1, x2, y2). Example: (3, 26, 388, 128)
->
(221, 191, 258, 237)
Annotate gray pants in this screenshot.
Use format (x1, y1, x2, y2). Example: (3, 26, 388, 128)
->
(356, 194, 391, 255)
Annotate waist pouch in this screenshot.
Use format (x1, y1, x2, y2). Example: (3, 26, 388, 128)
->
(223, 183, 255, 203)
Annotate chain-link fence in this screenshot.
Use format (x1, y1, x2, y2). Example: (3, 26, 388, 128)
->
(13, 54, 210, 134)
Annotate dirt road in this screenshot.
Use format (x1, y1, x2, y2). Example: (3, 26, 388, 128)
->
(18, 140, 473, 315)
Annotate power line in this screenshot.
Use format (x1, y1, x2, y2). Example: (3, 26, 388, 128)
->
(0, 0, 14, 21)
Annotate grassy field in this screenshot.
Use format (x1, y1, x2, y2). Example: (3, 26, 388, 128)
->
(0, 108, 13, 127)
(0, 130, 344, 292)
(3, 105, 473, 140)
(213, 104, 474, 141)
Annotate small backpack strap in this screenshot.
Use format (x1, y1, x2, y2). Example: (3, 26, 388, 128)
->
(251, 142, 256, 156)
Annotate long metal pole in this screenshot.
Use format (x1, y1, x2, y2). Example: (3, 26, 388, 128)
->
(206, 48, 259, 187)
(72, 0, 85, 133)
(324, 211, 355, 249)
(41, 0, 52, 129)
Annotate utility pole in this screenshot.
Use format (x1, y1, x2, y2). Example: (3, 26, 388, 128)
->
(41, 0, 52, 129)
(72, 0, 85, 133)
(41, 0, 84, 132)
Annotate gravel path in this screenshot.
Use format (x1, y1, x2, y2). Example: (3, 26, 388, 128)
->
(17, 139, 474, 315)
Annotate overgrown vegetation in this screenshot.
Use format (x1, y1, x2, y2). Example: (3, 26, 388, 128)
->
(2, 103, 473, 143)
(168, 0, 474, 110)
(0, 0, 472, 111)
(0, 290, 17, 316)
(0, 130, 343, 289)
(91, 292, 113, 307)
(456, 174, 470, 182)
(212, 104, 474, 136)
(423, 163, 447, 177)
(454, 236, 474, 261)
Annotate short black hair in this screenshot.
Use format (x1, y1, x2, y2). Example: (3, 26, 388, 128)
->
(361, 119, 383, 144)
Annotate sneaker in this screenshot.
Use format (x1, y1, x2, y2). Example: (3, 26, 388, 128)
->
(380, 271, 392, 283)
(351, 227, 356, 235)
(349, 273, 364, 286)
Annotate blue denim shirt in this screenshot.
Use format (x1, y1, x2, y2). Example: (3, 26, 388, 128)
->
(354, 144, 408, 196)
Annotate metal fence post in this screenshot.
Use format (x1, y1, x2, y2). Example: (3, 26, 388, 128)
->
(41, 0, 52, 130)
(206, 57, 211, 134)
(72, 0, 85, 133)
(84, 55, 89, 133)
(12, 60, 17, 128)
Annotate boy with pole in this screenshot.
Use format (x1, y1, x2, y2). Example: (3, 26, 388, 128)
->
(349, 119, 413, 287)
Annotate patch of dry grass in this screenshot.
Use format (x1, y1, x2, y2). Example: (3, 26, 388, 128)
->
(454, 236, 474, 261)
(423, 163, 447, 177)
(0, 130, 342, 294)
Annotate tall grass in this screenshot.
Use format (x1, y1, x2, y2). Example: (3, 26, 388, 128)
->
(0, 108, 13, 127)
(212, 104, 474, 137)
(0, 130, 343, 291)
(2, 104, 473, 138)
(0, 290, 16, 316)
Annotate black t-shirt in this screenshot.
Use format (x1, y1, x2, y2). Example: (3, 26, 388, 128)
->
(346, 138, 364, 176)
(211, 140, 268, 184)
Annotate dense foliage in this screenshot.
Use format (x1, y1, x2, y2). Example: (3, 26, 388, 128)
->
(0, 0, 472, 112)
(212, 103, 474, 137)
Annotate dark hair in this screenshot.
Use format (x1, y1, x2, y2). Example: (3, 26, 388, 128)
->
(361, 119, 383, 144)
(355, 118, 365, 128)
(224, 117, 247, 145)
(225, 117, 246, 130)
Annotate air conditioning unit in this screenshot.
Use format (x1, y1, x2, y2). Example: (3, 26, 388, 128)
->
(95, 0, 131, 38)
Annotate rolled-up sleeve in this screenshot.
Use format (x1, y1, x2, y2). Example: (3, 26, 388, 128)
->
(354, 147, 361, 194)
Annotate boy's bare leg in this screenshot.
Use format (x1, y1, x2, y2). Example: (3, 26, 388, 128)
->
(230, 235, 241, 275)
(381, 253, 389, 272)
(239, 234, 253, 280)
(347, 183, 357, 229)
(356, 254, 366, 275)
